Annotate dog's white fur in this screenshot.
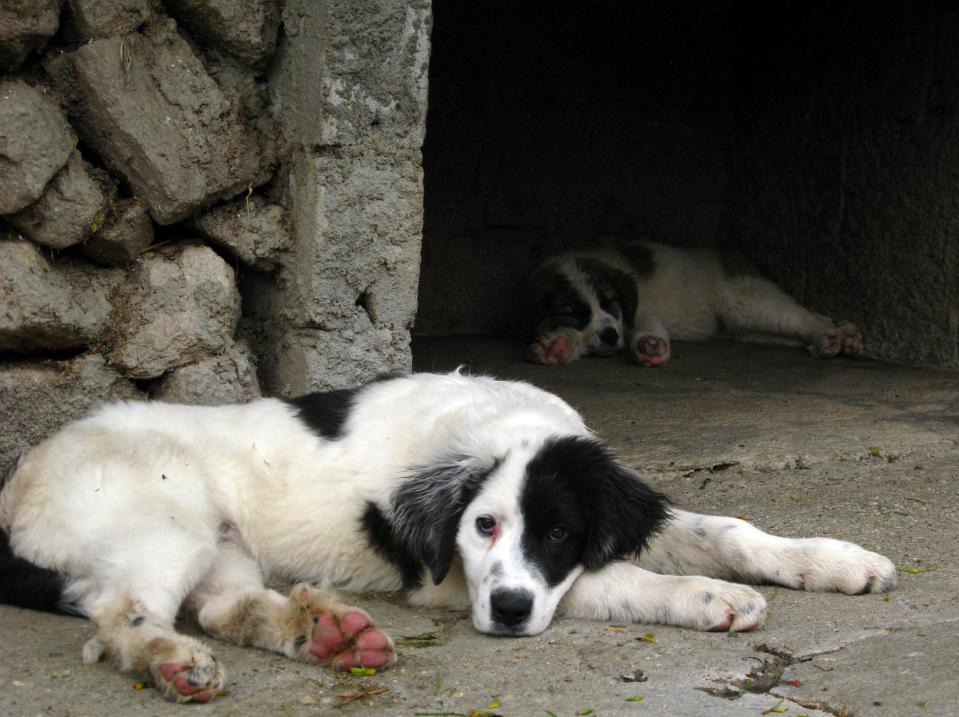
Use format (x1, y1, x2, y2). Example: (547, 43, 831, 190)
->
(0, 372, 896, 702)
(524, 241, 864, 366)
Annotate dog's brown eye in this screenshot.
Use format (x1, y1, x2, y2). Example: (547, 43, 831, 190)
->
(547, 526, 567, 542)
(476, 515, 496, 536)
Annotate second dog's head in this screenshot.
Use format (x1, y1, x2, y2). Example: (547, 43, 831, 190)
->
(516, 257, 637, 360)
(389, 434, 668, 636)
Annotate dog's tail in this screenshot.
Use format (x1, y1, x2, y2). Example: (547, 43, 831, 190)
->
(0, 463, 76, 616)
(0, 527, 75, 615)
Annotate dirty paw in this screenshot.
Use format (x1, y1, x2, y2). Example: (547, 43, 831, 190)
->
(632, 334, 670, 367)
(527, 330, 580, 366)
(152, 649, 224, 703)
(290, 584, 395, 671)
(809, 321, 862, 359)
(675, 578, 767, 632)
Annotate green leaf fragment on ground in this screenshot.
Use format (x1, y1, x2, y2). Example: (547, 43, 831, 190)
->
(349, 667, 376, 676)
(625, 694, 646, 701)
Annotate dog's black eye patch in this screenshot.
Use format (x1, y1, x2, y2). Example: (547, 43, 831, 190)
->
(523, 436, 670, 575)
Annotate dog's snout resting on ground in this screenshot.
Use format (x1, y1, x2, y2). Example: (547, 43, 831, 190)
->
(0, 372, 896, 702)
(517, 241, 864, 366)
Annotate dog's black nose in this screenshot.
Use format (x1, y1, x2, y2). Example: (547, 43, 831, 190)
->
(490, 589, 533, 628)
(600, 327, 619, 345)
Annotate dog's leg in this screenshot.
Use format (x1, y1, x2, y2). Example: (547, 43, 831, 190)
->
(628, 312, 671, 366)
(189, 543, 395, 670)
(85, 596, 225, 704)
(558, 561, 767, 631)
(716, 275, 863, 358)
(638, 509, 898, 594)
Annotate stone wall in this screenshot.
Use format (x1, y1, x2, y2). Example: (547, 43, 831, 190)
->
(0, 0, 431, 475)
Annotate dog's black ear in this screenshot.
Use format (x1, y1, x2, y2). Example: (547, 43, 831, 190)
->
(581, 456, 670, 569)
(390, 457, 496, 585)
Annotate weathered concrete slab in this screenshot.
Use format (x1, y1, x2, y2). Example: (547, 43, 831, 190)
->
(0, 0, 60, 72)
(57, 19, 264, 224)
(153, 339, 261, 405)
(7, 151, 109, 250)
(0, 80, 74, 215)
(82, 197, 155, 266)
(1, 339, 956, 715)
(186, 194, 290, 271)
(108, 245, 241, 379)
(164, 0, 280, 68)
(0, 353, 141, 477)
(0, 237, 121, 353)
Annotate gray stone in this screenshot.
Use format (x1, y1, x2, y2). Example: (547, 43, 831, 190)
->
(0, 237, 121, 353)
(108, 244, 241, 379)
(7, 152, 109, 250)
(0, 0, 60, 72)
(186, 195, 290, 271)
(83, 198, 155, 266)
(0, 353, 142, 478)
(55, 20, 265, 224)
(153, 339, 261, 405)
(63, 0, 153, 42)
(0, 81, 75, 215)
(164, 0, 280, 68)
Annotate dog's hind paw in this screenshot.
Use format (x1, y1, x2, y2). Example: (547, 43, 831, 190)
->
(808, 321, 863, 359)
(289, 584, 396, 671)
(150, 641, 224, 703)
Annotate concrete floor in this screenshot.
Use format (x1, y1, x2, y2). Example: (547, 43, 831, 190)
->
(2, 337, 957, 716)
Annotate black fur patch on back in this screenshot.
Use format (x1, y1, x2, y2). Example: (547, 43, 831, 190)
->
(286, 373, 404, 440)
(523, 436, 670, 572)
(361, 502, 425, 589)
(0, 528, 74, 615)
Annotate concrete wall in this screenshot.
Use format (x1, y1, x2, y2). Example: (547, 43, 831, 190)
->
(418, 0, 959, 368)
(724, 0, 959, 368)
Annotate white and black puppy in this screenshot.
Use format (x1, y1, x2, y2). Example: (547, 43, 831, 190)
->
(516, 241, 864, 366)
(0, 372, 895, 703)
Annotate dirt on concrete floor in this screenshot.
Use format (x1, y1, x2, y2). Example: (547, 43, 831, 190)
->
(2, 337, 957, 717)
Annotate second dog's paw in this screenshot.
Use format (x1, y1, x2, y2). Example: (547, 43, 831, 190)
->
(528, 331, 580, 366)
(150, 641, 224, 704)
(289, 584, 396, 670)
(631, 334, 670, 367)
(808, 322, 863, 359)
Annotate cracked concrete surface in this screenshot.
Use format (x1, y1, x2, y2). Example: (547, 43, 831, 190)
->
(2, 337, 957, 716)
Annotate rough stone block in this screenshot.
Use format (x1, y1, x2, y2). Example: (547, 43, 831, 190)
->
(186, 194, 290, 270)
(57, 20, 264, 224)
(7, 151, 109, 250)
(164, 0, 280, 68)
(64, 0, 153, 42)
(0, 237, 121, 353)
(0, 80, 75, 215)
(0, 0, 60, 72)
(108, 244, 241, 379)
(83, 197, 155, 266)
(0, 353, 142, 477)
(153, 339, 261, 405)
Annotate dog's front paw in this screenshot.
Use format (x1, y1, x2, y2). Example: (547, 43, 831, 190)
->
(778, 539, 897, 594)
(808, 322, 863, 358)
(150, 641, 224, 703)
(289, 584, 396, 670)
(673, 577, 767, 632)
(527, 330, 581, 366)
(631, 334, 670, 367)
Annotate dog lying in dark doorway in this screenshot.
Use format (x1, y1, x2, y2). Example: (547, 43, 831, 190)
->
(517, 241, 863, 366)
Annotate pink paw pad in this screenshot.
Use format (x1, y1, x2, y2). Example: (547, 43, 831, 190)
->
(633, 335, 669, 367)
(157, 662, 214, 703)
(528, 334, 571, 366)
(308, 610, 394, 670)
